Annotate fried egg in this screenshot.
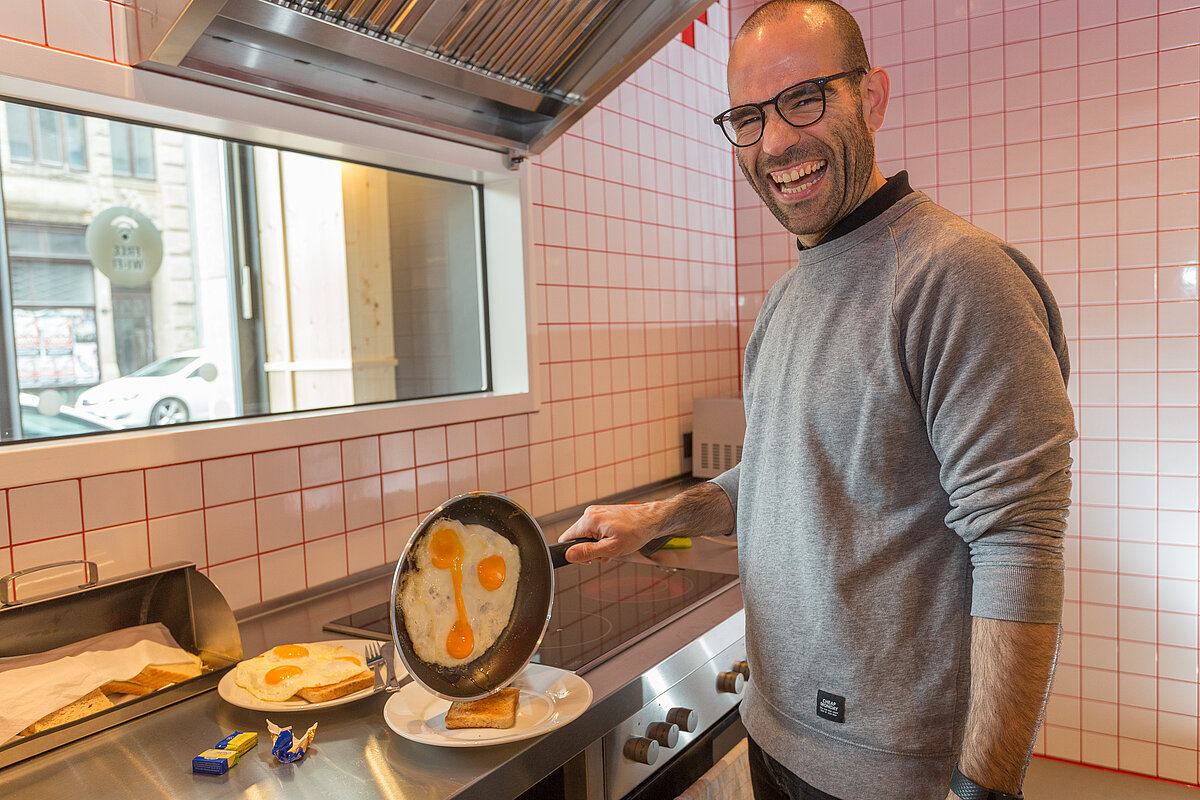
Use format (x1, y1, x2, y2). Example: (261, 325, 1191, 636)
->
(234, 643, 367, 702)
(399, 518, 521, 668)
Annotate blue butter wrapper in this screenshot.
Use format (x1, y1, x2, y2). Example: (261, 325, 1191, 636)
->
(192, 748, 238, 775)
(215, 731, 258, 757)
(267, 719, 318, 763)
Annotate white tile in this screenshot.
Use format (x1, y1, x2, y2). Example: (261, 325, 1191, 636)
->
(386, 431, 420, 474)
(305, 535, 348, 587)
(204, 500, 258, 563)
(382, 469, 417, 522)
(81, 471, 145, 530)
(344, 476, 382, 531)
(43, 0, 112, 60)
(202, 455, 254, 506)
(416, 463, 449, 513)
(0, 0, 47, 44)
(302, 484, 345, 540)
(341, 436, 380, 480)
(207, 557, 261, 610)
(300, 442, 342, 487)
(446, 423, 476, 460)
(347, 525, 384, 575)
(255, 492, 303, 552)
(1116, 737, 1157, 777)
(10, 536, 86, 601)
(84, 522, 150, 580)
(254, 449, 300, 495)
(414, 427, 447, 465)
(148, 511, 207, 569)
(1159, 611, 1198, 650)
(0, 491, 7, 548)
(1158, 743, 1199, 784)
(447, 457, 478, 497)
(145, 463, 203, 518)
(1080, 732, 1118, 769)
(259, 545, 307, 602)
(9, 480, 81, 544)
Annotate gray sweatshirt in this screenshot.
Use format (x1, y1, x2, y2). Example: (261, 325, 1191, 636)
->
(711, 191, 1076, 800)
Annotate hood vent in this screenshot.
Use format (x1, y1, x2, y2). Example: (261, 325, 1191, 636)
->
(131, 0, 714, 157)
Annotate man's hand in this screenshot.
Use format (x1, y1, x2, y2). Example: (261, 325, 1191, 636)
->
(557, 482, 735, 564)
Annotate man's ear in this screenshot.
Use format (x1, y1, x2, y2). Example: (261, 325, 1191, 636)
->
(862, 66, 890, 132)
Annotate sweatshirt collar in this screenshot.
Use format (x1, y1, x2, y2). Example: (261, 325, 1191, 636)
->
(797, 171, 913, 252)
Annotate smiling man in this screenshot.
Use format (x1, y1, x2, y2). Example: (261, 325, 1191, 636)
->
(559, 3, 1076, 799)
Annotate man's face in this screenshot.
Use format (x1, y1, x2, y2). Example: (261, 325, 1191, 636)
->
(728, 15, 878, 243)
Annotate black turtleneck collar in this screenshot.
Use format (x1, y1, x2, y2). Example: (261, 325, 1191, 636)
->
(797, 171, 913, 251)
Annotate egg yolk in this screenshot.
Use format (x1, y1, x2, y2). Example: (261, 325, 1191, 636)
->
(477, 554, 506, 591)
(429, 525, 475, 660)
(272, 644, 309, 659)
(265, 665, 304, 684)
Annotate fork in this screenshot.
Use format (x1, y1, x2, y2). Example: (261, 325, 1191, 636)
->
(364, 641, 384, 692)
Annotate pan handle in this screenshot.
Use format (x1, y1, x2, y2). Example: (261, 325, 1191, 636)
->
(548, 537, 599, 568)
(548, 535, 676, 567)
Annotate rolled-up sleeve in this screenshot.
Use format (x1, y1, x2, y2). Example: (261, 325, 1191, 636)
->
(901, 241, 1077, 623)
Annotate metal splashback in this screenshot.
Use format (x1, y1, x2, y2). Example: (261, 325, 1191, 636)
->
(129, 0, 715, 157)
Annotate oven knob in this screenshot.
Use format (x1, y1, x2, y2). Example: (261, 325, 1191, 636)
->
(733, 660, 750, 680)
(623, 736, 660, 765)
(717, 671, 745, 694)
(666, 707, 698, 733)
(646, 721, 679, 748)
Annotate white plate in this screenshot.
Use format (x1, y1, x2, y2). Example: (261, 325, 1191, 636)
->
(382, 663, 592, 747)
(218, 639, 396, 712)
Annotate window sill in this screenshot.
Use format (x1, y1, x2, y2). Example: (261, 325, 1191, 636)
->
(0, 389, 537, 488)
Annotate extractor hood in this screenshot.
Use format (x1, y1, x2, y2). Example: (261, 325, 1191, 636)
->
(129, 0, 715, 160)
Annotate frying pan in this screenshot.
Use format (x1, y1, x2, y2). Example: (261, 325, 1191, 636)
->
(389, 491, 669, 701)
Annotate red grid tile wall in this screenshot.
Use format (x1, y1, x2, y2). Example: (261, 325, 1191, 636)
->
(0, 4, 740, 612)
(729, 0, 1200, 787)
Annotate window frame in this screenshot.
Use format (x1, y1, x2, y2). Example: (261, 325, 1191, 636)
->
(0, 43, 538, 485)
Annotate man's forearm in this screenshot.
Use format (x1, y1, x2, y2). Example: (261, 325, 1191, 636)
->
(646, 481, 735, 539)
(956, 617, 1060, 795)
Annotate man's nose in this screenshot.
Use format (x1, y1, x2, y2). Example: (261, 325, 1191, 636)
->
(759, 105, 800, 156)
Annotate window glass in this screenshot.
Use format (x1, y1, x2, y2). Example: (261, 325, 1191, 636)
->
(109, 120, 132, 176)
(65, 113, 87, 170)
(35, 109, 63, 166)
(5, 105, 32, 162)
(0, 100, 491, 443)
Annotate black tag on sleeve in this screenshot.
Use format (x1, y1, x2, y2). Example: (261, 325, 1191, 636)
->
(816, 690, 845, 723)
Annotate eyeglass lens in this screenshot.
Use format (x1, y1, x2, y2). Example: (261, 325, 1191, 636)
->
(721, 80, 826, 146)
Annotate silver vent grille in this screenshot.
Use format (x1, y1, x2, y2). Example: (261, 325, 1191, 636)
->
(272, 0, 624, 97)
(130, 0, 714, 155)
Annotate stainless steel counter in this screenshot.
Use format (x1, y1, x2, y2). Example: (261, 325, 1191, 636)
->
(0, 506, 743, 800)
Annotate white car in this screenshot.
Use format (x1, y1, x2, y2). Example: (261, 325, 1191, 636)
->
(76, 350, 220, 427)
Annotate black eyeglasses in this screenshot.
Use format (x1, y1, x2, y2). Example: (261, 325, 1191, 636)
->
(713, 69, 867, 147)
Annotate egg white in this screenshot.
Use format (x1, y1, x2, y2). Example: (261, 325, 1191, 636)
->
(399, 519, 522, 668)
(234, 643, 367, 702)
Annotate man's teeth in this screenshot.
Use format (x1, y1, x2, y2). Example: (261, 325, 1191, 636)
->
(770, 161, 826, 193)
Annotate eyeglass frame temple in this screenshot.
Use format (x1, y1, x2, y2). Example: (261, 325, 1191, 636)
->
(712, 68, 867, 147)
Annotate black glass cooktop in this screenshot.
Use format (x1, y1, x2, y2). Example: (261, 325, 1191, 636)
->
(324, 559, 737, 674)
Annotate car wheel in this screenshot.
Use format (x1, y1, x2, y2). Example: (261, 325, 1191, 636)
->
(150, 398, 190, 426)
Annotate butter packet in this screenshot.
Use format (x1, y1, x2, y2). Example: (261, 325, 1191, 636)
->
(192, 748, 239, 775)
(215, 731, 258, 758)
(266, 719, 318, 763)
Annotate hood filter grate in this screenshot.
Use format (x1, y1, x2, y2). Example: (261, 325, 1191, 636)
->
(273, 0, 623, 95)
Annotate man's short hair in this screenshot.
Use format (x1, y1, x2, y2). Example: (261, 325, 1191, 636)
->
(737, 0, 871, 72)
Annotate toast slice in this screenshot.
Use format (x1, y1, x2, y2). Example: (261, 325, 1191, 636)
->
(100, 653, 204, 695)
(295, 670, 374, 703)
(19, 688, 114, 736)
(444, 687, 520, 729)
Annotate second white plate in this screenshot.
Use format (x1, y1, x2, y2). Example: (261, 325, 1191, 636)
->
(218, 639, 399, 712)
(383, 663, 591, 747)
